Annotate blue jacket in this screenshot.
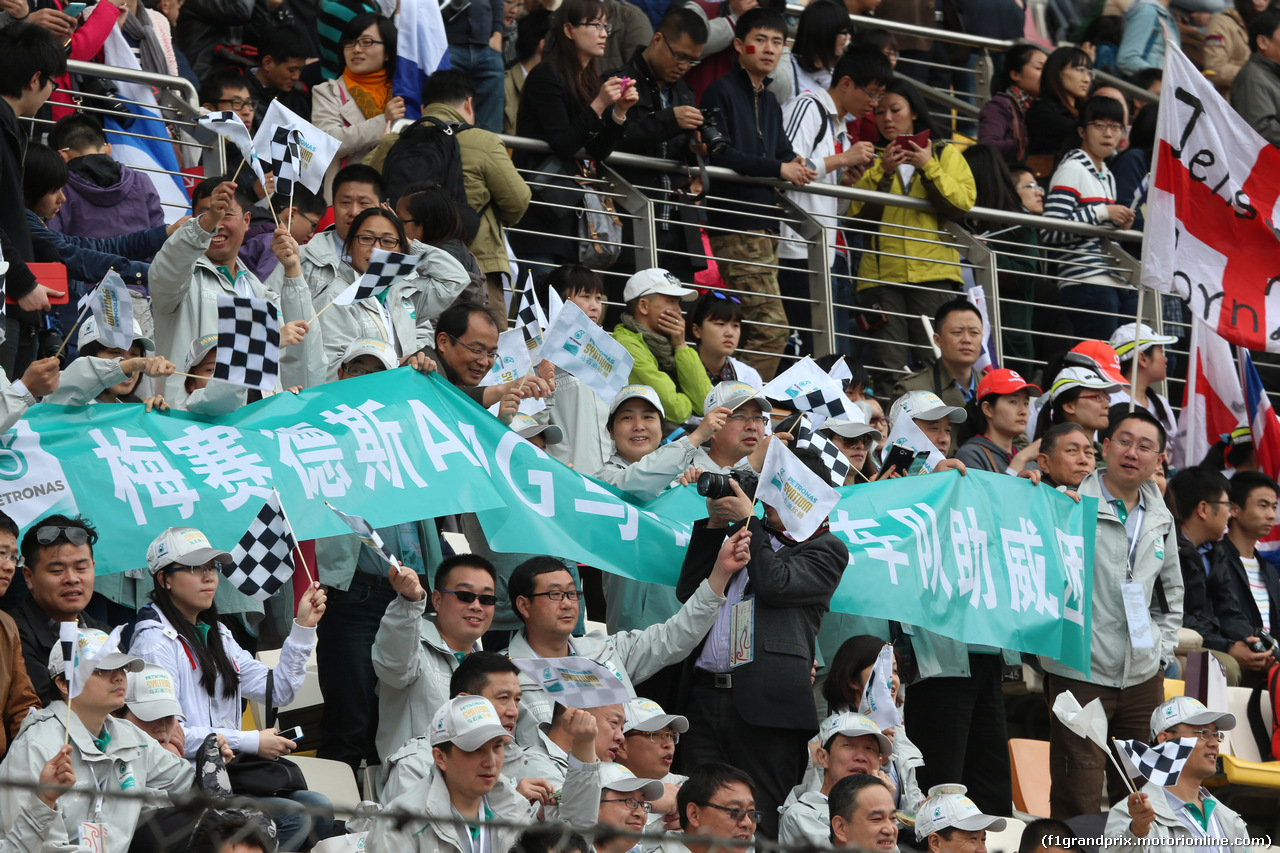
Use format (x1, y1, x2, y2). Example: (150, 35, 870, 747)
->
(25, 210, 166, 295)
(701, 63, 796, 232)
(1118, 0, 1180, 77)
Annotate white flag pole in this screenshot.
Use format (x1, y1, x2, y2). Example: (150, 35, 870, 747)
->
(1109, 739, 1139, 794)
(1185, 318, 1200, 464)
(1128, 286, 1145, 413)
(272, 487, 316, 586)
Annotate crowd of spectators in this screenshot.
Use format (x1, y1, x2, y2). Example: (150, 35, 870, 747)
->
(0, 0, 1274, 851)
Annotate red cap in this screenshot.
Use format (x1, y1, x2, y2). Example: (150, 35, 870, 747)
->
(977, 368, 1042, 400)
(1066, 340, 1130, 386)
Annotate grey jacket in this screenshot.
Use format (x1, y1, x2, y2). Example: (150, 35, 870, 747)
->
(1104, 780, 1253, 850)
(545, 366, 613, 476)
(1041, 472, 1184, 687)
(44, 357, 127, 406)
(1231, 54, 1280, 148)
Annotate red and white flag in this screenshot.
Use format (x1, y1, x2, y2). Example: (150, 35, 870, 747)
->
(1177, 318, 1245, 470)
(1143, 41, 1280, 351)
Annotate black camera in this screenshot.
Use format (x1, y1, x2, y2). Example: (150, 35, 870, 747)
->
(697, 469, 759, 500)
(1247, 630, 1278, 655)
(36, 316, 65, 368)
(698, 107, 730, 158)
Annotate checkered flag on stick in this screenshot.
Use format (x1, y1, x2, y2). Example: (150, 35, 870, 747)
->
(214, 294, 280, 392)
(515, 271, 547, 351)
(226, 491, 298, 601)
(269, 126, 302, 198)
(196, 111, 265, 185)
(1115, 737, 1197, 787)
(794, 414, 850, 487)
(761, 356, 849, 419)
(325, 502, 399, 568)
(332, 249, 423, 306)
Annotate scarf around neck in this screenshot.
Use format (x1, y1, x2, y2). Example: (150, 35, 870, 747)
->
(619, 311, 676, 375)
(343, 67, 391, 119)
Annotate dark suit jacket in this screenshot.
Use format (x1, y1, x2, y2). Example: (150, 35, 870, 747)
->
(11, 596, 107, 707)
(1210, 536, 1280, 638)
(676, 516, 847, 732)
(1178, 532, 1251, 652)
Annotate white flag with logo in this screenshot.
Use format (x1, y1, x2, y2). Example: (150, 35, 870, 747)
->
(761, 356, 848, 418)
(1142, 40, 1280, 351)
(756, 438, 840, 540)
(512, 656, 632, 709)
(196, 110, 266, 185)
(482, 328, 534, 387)
(883, 412, 947, 473)
(858, 644, 903, 731)
(541, 301, 635, 402)
(86, 270, 135, 351)
(252, 101, 340, 195)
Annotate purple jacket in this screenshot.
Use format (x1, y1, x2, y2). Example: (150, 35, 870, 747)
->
(49, 154, 165, 240)
(977, 91, 1027, 163)
(239, 220, 280, 282)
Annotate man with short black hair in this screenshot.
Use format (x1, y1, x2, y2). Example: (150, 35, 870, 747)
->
(892, 299, 984, 410)
(247, 29, 312, 130)
(425, 302, 551, 407)
(12, 515, 107, 706)
(1230, 7, 1280, 147)
(1043, 408, 1183, 818)
(828, 774, 898, 852)
(674, 763, 760, 853)
(197, 71, 258, 178)
(1036, 423, 1095, 488)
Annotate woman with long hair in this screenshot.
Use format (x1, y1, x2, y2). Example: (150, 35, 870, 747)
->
(510, 0, 639, 270)
(978, 44, 1047, 163)
(769, 0, 852, 102)
(1025, 46, 1094, 176)
(313, 13, 402, 202)
(848, 78, 976, 374)
(130, 528, 333, 850)
(396, 184, 489, 311)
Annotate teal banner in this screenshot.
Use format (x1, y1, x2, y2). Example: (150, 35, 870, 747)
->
(2, 371, 1093, 670)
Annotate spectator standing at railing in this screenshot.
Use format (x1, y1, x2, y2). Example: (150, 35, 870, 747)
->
(850, 81, 976, 377)
(1040, 96, 1136, 342)
(1118, 0, 1182, 77)
(680, 0, 757, 100)
(1025, 47, 1094, 179)
(443, 0, 507, 132)
(701, 7, 816, 381)
(978, 44, 1047, 165)
(1204, 0, 1266, 95)
(605, 6, 710, 284)
(1230, 8, 1280, 146)
(767, 0, 851, 105)
(505, 8, 551, 135)
(779, 46, 888, 354)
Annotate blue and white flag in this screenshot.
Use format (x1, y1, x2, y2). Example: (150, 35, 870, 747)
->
(394, 0, 452, 119)
(87, 271, 135, 351)
(858, 643, 903, 731)
(541, 301, 635, 402)
(252, 102, 340, 195)
(101, 29, 188, 225)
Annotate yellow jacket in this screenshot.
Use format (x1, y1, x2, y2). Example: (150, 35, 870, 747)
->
(848, 142, 976, 290)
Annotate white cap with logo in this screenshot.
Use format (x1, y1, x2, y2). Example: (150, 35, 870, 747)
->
(78, 316, 154, 353)
(1149, 696, 1236, 739)
(430, 695, 510, 751)
(599, 762, 665, 799)
(1047, 366, 1123, 402)
(341, 337, 398, 372)
(888, 390, 966, 432)
(914, 785, 1007, 840)
(48, 628, 145, 678)
(609, 384, 666, 418)
(624, 697, 689, 734)
(184, 333, 219, 373)
(125, 663, 186, 721)
(145, 527, 233, 575)
(1108, 323, 1178, 359)
(622, 268, 696, 302)
(705, 380, 769, 413)
(818, 711, 894, 757)
(511, 412, 563, 445)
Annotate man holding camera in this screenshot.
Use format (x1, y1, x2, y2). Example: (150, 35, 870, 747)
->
(675, 443, 848, 838)
(606, 6, 710, 284)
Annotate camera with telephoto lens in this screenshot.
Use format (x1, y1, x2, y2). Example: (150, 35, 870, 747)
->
(697, 469, 759, 500)
(697, 107, 730, 158)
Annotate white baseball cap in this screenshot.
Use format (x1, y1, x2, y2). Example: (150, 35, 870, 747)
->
(888, 390, 966, 431)
(624, 697, 689, 734)
(822, 405, 882, 442)
(125, 663, 186, 721)
(78, 316, 154, 353)
(818, 711, 894, 757)
(341, 337, 398, 372)
(511, 412, 563, 445)
(145, 527, 233, 576)
(622, 268, 696, 302)
(705, 380, 769, 413)
(915, 785, 1007, 839)
(48, 628, 145, 678)
(609, 384, 666, 419)
(1150, 696, 1236, 739)
(598, 762, 665, 800)
(1047, 366, 1123, 402)
(1109, 323, 1178, 359)
(430, 695, 510, 751)
(184, 333, 219, 372)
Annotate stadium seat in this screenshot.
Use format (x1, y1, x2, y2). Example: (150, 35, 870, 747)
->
(290, 756, 362, 820)
(1217, 687, 1280, 790)
(985, 814, 1026, 853)
(1009, 739, 1051, 818)
(249, 645, 323, 729)
(1164, 679, 1185, 700)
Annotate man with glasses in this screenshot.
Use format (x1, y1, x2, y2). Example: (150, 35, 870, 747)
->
(671, 763, 760, 853)
(1043, 408, 1183, 819)
(423, 302, 552, 408)
(197, 71, 258, 179)
(618, 698, 688, 850)
(503, 536, 746, 747)
(1105, 697, 1252, 848)
(372, 554, 498, 769)
(0, 511, 38, 757)
(594, 762, 666, 853)
(12, 515, 109, 707)
(605, 7, 710, 284)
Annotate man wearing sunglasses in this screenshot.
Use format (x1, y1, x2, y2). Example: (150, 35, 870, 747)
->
(12, 515, 109, 707)
(1105, 697, 1251, 849)
(372, 554, 498, 769)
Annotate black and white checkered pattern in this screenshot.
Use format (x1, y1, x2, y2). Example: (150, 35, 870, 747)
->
(349, 249, 421, 303)
(516, 273, 543, 348)
(270, 126, 301, 198)
(197, 111, 264, 183)
(794, 386, 847, 419)
(226, 491, 298, 601)
(795, 414, 850, 487)
(214, 295, 280, 391)
(1116, 738, 1197, 787)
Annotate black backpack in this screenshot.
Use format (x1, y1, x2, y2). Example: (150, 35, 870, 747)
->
(381, 116, 481, 242)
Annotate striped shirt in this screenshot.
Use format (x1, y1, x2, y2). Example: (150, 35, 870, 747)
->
(1240, 555, 1271, 633)
(1040, 148, 1125, 282)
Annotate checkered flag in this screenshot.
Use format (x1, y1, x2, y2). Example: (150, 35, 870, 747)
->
(269, 126, 302, 198)
(515, 271, 547, 350)
(1115, 737, 1197, 787)
(326, 502, 398, 567)
(226, 491, 298, 601)
(197, 111, 266, 184)
(794, 414, 850, 487)
(214, 294, 280, 392)
(762, 356, 849, 419)
(333, 249, 423, 306)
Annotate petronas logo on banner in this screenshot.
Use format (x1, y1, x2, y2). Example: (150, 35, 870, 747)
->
(0, 423, 78, 529)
